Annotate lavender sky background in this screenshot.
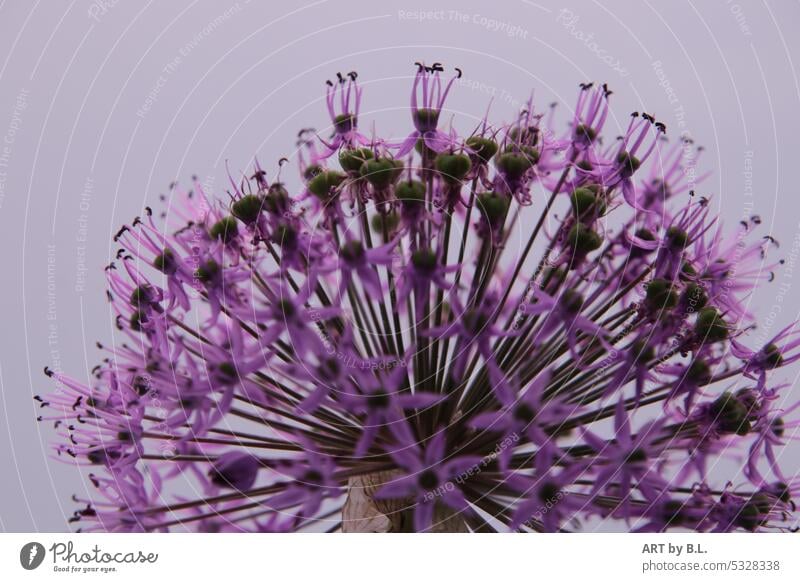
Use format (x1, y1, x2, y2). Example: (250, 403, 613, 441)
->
(0, 0, 799, 532)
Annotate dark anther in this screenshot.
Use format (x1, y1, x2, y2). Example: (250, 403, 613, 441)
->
(326, 80, 333, 87)
(602, 83, 612, 96)
(44, 366, 54, 377)
(642, 112, 655, 123)
(336, 72, 345, 83)
(279, 157, 289, 166)
(414, 61, 424, 71)
(631, 112, 640, 118)
(740, 220, 749, 229)
(579, 82, 593, 90)
(764, 235, 778, 247)
(655, 122, 667, 132)
(116, 249, 125, 259)
(113, 226, 128, 241)
(348, 71, 357, 80)
(454, 67, 463, 78)
(106, 291, 113, 302)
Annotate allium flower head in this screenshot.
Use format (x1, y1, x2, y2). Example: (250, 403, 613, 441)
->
(41, 64, 800, 533)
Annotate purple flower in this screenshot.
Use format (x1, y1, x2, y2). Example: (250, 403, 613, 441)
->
(376, 432, 481, 531)
(393, 63, 462, 157)
(319, 71, 370, 155)
(41, 64, 800, 533)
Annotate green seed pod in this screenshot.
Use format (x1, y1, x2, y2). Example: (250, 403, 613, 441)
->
(333, 113, 356, 133)
(340, 240, 365, 264)
(209, 216, 239, 243)
(680, 282, 708, 311)
(195, 259, 221, 284)
(666, 226, 689, 251)
(495, 152, 533, 182)
(570, 187, 606, 219)
(574, 123, 597, 142)
(645, 278, 678, 312)
(360, 158, 403, 189)
(465, 136, 499, 164)
(272, 223, 298, 247)
(567, 223, 602, 254)
(630, 339, 655, 364)
(560, 289, 584, 314)
(308, 171, 346, 199)
(687, 359, 711, 385)
(477, 192, 510, 225)
(435, 153, 472, 184)
(518, 145, 540, 165)
(371, 211, 400, 235)
(153, 248, 177, 275)
(762, 343, 784, 368)
(631, 228, 656, 257)
(232, 194, 265, 224)
(303, 164, 323, 181)
(339, 148, 373, 173)
(709, 391, 749, 435)
(263, 183, 291, 215)
(414, 108, 440, 131)
(396, 180, 426, 203)
(617, 151, 641, 175)
(695, 307, 728, 342)
(129, 285, 155, 308)
(411, 248, 437, 274)
(734, 501, 764, 531)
